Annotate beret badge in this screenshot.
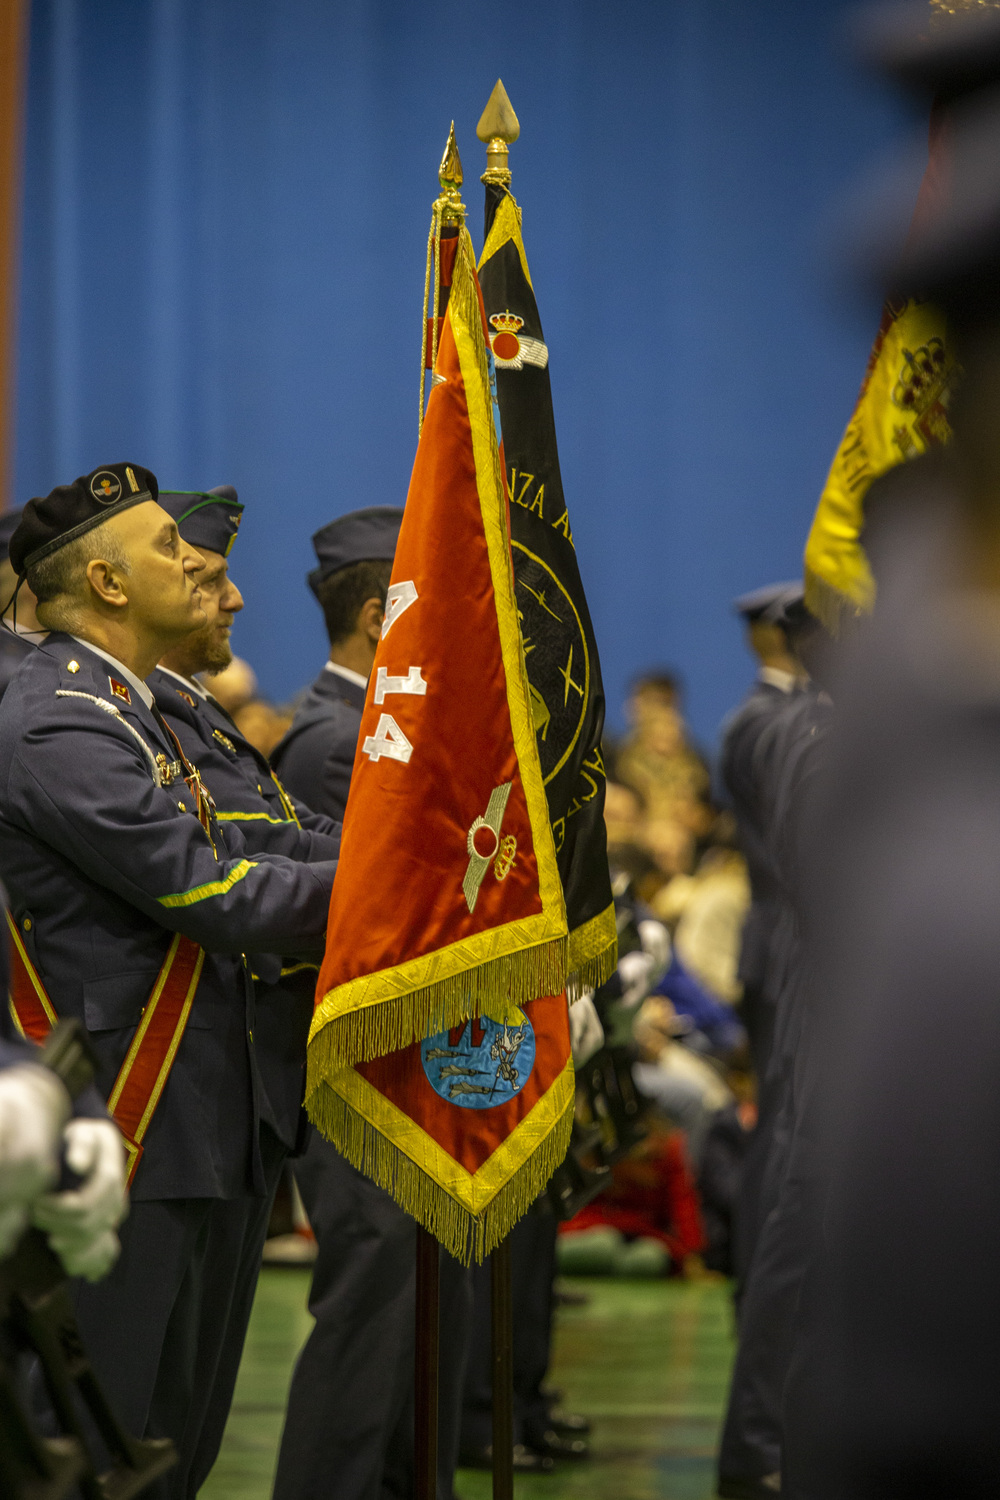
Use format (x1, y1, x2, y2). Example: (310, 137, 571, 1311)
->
(90, 471, 123, 504)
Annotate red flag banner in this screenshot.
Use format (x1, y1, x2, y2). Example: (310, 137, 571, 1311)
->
(314, 995, 573, 1261)
(306, 225, 568, 1083)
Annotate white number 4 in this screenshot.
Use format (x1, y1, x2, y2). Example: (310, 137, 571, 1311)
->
(381, 581, 418, 639)
(362, 713, 413, 765)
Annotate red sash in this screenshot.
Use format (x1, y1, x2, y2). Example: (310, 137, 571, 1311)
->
(7, 911, 205, 1186)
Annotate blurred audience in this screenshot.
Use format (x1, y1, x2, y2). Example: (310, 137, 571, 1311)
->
(200, 653, 293, 756)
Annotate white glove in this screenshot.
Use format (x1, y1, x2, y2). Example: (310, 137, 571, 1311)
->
(638, 919, 672, 985)
(618, 949, 659, 1012)
(32, 1119, 127, 1282)
(0, 1064, 70, 1257)
(569, 992, 605, 1066)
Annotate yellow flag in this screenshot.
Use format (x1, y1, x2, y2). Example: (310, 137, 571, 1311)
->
(804, 297, 959, 631)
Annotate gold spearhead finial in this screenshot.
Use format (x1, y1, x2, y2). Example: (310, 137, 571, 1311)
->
(477, 79, 520, 187)
(437, 121, 465, 225)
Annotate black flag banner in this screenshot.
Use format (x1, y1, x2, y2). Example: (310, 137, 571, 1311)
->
(479, 182, 617, 995)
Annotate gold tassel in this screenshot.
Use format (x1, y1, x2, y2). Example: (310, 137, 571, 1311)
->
(307, 1077, 574, 1264)
(307, 934, 567, 1078)
(566, 903, 618, 1000)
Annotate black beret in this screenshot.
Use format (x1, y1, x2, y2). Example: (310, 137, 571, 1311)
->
(308, 506, 403, 599)
(158, 487, 245, 558)
(0, 507, 24, 563)
(853, 2, 1000, 101)
(733, 582, 803, 625)
(10, 462, 159, 576)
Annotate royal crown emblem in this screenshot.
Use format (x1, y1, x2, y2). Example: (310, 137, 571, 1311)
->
(890, 336, 958, 455)
(488, 309, 548, 372)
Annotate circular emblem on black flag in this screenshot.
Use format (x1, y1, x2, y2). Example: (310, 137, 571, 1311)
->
(90, 471, 122, 504)
(513, 543, 589, 785)
(421, 1013, 536, 1110)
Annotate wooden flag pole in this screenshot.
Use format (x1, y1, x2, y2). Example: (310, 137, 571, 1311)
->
(414, 1226, 440, 1500)
(476, 85, 522, 1500)
(490, 1235, 515, 1500)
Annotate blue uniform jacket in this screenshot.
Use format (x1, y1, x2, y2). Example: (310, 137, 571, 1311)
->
(0, 630, 34, 703)
(270, 666, 366, 821)
(149, 666, 341, 1151)
(0, 636, 337, 1201)
(719, 678, 799, 998)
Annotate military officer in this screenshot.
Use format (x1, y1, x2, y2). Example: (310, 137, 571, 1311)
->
(721, 583, 805, 1089)
(271, 508, 471, 1500)
(0, 462, 338, 1498)
(145, 484, 342, 1490)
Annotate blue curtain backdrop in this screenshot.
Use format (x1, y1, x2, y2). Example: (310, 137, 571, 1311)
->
(15, 0, 909, 747)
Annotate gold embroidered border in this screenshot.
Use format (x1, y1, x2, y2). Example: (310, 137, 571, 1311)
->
(307, 1057, 575, 1262)
(567, 901, 618, 998)
(479, 190, 533, 289)
(450, 226, 567, 945)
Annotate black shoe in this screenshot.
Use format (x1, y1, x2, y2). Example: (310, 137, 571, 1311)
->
(458, 1443, 555, 1474)
(547, 1411, 591, 1437)
(718, 1474, 781, 1500)
(528, 1429, 590, 1462)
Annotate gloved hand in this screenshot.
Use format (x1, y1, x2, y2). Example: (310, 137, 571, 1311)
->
(637, 919, 671, 985)
(0, 1064, 70, 1256)
(569, 991, 605, 1067)
(32, 1119, 127, 1281)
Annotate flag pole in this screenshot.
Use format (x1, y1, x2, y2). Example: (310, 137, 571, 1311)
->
(413, 124, 467, 1500)
(414, 1226, 440, 1500)
(490, 1236, 515, 1500)
(477, 84, 521, 1500)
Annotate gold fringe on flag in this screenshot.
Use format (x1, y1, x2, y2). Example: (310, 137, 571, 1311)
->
(307, 1059, 575, 1265)
(307, 926, 567, 1077)
(566, 901, 618, 998)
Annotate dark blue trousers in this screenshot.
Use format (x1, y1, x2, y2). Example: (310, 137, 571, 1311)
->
(718, 1092, 808, 1485)
(273, 1129, 472, 1500)
(460, 1210, 558, 1453)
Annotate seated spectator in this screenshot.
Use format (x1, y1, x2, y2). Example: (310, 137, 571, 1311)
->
(201, 652, 258, 714)
(603, 780, 647, 848)
(631, 996, 735, 1166)
(655, 817, 750, 1004)
(556, 1116, 707, 1279)
(233, 698, 293, 757)
(616, 670, 712, 846)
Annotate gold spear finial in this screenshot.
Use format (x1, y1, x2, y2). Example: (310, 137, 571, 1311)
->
(437, 122, 465, 226)
(477, 79, 520, 187)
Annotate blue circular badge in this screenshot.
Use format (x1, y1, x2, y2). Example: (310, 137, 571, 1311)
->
(421, 1013, 536, 1110)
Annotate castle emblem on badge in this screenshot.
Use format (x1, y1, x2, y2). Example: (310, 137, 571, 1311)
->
(488, 310, 548, 371)
(421, 1012, 536, 1109)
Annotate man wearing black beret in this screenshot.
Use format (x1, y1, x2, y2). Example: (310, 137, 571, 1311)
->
(270, 509, 471, 1500)
(146, 484, 345, 1491)
(0, 461, 339, 1497)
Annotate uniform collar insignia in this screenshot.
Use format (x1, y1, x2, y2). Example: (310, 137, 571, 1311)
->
(108, 676, 131, 705)
(175, 688, 197, 708)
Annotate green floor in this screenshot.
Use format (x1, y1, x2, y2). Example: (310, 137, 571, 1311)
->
(200, 1269, 736, 1499)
